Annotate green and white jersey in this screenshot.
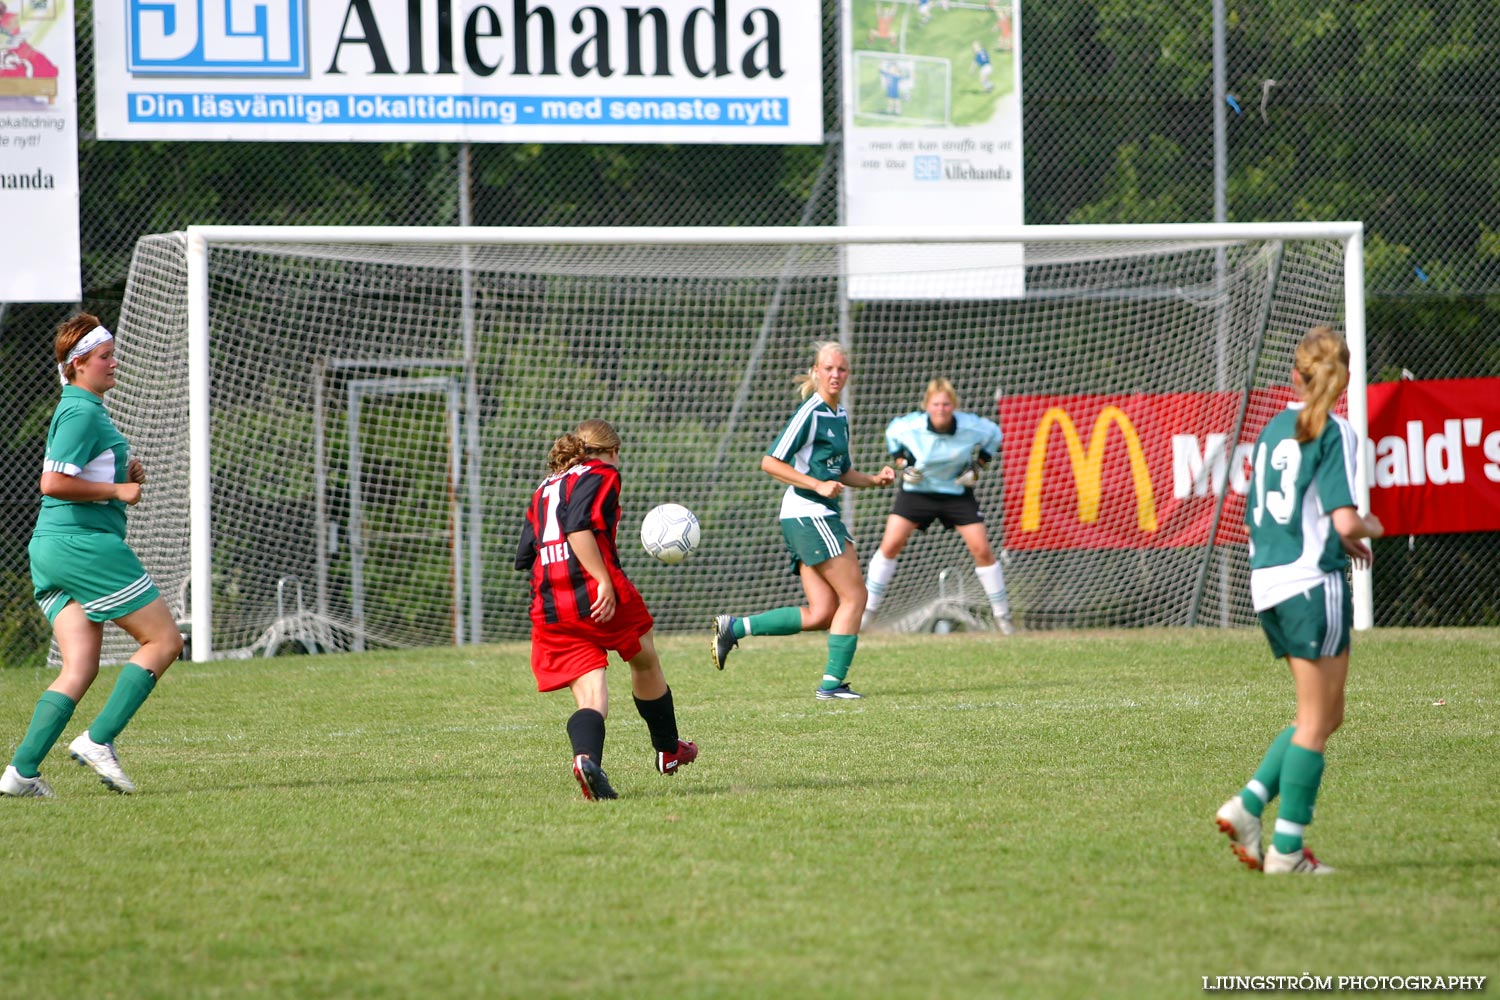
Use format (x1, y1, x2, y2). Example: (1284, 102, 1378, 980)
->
(767, 395, 851, 519)
(33, 386, 129, 538)
(1245, 402, 1358, 611)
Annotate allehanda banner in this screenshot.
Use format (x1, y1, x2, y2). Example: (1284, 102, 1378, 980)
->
(999, 380, 1500, 551)
(93, 1, 824, 143)
(840, 0, 1025, 299)
(1, 0, 81, 303)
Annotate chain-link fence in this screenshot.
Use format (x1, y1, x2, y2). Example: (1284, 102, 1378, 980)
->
(3, 0, 1497, 666)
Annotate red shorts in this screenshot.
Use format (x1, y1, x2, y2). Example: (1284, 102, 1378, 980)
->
(529, 598, 655, 692)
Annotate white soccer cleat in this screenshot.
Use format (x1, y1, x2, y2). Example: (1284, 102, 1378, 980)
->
(68, 732, 136, 794)
(0, 765, 54, 798)
(997, 613, 1015, 636)
(1263, 846, 1335, 875)
(1214, 795, 1263, 870)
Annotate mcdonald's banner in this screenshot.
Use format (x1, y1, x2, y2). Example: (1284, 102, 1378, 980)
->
(1366, 377, 1500, 536)
(1000, 390, 1316, 551)
(1000, 380, 1500, 551)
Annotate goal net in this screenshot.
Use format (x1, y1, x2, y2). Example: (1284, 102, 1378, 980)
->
(107, 225, 1364, 662)
(852, 51, 952, 126)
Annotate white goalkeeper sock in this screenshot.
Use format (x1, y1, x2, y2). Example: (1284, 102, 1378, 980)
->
(975, 561, 1010, 619)
(865, 551, 898, 614)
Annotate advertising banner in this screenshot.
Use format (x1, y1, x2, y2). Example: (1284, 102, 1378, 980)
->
(1000, 390, 1298, 551)
(841, 0, 1024, 298)
(94, 1, 824, 143)
(0, 0, 80, 302)
(1367, 377, 1500, 535)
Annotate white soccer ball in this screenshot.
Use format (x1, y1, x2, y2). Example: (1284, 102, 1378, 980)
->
(640, 503, 700, 565)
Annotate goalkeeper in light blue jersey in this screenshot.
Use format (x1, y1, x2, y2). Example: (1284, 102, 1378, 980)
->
(862, 378, 1014, 634)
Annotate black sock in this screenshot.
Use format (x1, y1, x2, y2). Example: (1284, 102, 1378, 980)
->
(633, 688, 679, 753)
(566, 708, 606, 763)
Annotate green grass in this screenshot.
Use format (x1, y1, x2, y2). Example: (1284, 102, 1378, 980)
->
(2, 629, 1497, 998)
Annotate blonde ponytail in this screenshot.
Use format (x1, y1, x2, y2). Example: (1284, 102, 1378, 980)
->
(1293, 326, 1350, 443)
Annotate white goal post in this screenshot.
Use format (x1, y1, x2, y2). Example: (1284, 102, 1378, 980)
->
(109, 223, 1366, 663)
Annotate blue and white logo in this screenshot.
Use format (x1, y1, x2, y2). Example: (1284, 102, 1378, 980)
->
(914, 155, 942, 181)
(127, 1, 309, 77)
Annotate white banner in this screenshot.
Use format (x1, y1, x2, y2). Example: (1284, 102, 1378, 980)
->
(94, 1, 824, 144)
(841, 0, 1025, 298)
(1, 0, 80, 303)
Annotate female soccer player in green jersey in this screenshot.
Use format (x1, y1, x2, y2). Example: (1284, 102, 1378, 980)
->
(711, 342, 896, 699)
(1215, 326, 1384, 874)
(1, 314, 183, 798)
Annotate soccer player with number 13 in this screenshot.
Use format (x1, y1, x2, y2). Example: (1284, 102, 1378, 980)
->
(1216, 326, 1384, 874)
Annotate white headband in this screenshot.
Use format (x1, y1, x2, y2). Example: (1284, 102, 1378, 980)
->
(58, 326, 114, 385)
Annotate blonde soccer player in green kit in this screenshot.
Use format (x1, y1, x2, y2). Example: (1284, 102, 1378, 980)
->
(711, 342, 896, 699)
(1215, 326, 1384, 873)
(1, 314, 183, 798)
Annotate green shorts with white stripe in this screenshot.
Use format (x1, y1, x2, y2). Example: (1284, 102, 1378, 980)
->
(1257, 574, 1351, 661)
(779, 515, 853, 575)
(29, 533, 161, 625)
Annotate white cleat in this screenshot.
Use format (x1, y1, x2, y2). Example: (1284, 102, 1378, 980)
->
(69, 732, 136, 794)
(1215, 795, 1264, 870)
(0, 764, 54, 798)
(997, 614, 1015, 636)
(1263, 846, 1335, 875)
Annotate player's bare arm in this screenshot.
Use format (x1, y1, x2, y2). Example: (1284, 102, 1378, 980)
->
(760, 454, 844, 497)
(566, 528, 617, 623)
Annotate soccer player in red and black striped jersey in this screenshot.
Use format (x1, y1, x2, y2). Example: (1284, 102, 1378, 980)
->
(516, 419, 697, 801)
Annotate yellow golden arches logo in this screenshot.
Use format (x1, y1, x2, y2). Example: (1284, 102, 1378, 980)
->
(1020, 405, 1158, 532)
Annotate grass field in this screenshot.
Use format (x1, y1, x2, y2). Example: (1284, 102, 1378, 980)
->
(2, 628, 1496, 998)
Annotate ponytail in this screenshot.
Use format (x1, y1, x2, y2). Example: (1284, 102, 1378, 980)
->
(547, 418, 621, 472)
(1293, 326, 1350, 443)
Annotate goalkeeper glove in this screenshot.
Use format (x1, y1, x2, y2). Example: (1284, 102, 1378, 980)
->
(956, 444, 987, 488)
(898, 460, 924, 485)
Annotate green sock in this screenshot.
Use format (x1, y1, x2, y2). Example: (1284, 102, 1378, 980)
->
(88, 664, 158, 745)
(819, 633, 858, 690)
(1240, 726, 1295, 818)
(11, 690, 76, 778)
(739, 607, 802, 638)
(1272, 743, 1326, 854)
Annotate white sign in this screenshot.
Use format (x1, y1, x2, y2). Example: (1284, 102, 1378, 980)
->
(0, 0, 81, 302)
(841, 0, 1025, 298)
(94, 1, 824, 143)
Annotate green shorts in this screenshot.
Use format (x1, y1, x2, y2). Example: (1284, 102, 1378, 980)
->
(29, 533, 161, 625)
(1257, 574, 1351, 661)
(780, 515, 853, 574)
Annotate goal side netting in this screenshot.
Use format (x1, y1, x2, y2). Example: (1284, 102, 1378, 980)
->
(105, 225, 1363, 662)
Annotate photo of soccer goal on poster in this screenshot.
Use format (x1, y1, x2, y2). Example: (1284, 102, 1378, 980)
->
(841, 0, 1026, 299)
(850, 0, 1016, 127)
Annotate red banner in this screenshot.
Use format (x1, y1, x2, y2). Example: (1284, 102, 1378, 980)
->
(999, 379, 1500, 550)
(1367, 378, 1500, 535)
(1000, 392, 1297, 550)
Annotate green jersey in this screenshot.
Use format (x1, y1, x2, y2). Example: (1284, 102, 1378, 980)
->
(33, 386, 130, 538)
(767, 395, 851, 519)
(1245, 403, 1358, 611)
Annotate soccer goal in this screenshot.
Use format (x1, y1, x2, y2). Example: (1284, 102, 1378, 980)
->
(852, 50, 952, 126)
(109, 224, 1366, 663)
